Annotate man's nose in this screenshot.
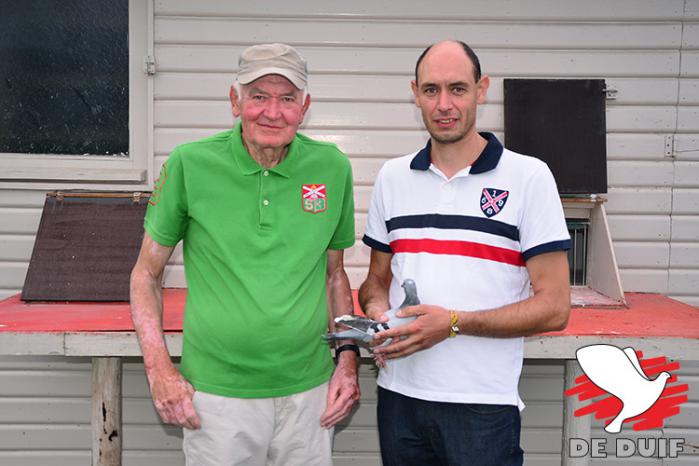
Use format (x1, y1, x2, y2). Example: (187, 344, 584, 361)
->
(437, 91, 452, 112)
(263, 98, 282, 119)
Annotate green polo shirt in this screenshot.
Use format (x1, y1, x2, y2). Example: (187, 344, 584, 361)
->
(144, 123, 355, 398)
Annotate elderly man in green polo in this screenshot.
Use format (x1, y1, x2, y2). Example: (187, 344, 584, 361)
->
(130, 43, 360, 466)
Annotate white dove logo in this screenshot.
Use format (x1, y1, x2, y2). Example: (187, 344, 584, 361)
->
(575, 344, 671, 434)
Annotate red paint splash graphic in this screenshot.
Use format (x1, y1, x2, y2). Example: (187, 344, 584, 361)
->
(564, 351, 689, 431)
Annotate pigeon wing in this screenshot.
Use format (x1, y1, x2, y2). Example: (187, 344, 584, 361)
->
(333, 315, 377, 335)
(323, 329, 370, 342)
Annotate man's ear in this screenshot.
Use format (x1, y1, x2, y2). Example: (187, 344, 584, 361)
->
(299, 93, 311, 123)
(230, 85, 241, 117)
(410, 80, 421, 108)
(476, 75, 490, 104)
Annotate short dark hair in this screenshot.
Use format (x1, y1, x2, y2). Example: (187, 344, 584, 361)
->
(414, 40, 482, 84)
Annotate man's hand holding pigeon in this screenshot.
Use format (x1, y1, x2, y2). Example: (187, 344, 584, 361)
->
(371, 305, 452, 359)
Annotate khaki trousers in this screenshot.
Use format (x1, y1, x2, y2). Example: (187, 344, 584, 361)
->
(183, 382, 333, 466)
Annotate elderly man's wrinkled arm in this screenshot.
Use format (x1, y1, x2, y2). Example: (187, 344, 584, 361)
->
(320, 249, 360, 428)
(130, 232, 201, 430)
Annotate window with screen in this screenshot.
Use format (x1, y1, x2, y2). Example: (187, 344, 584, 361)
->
(0, 0, 148, 184)
(0, 0, 128, 156)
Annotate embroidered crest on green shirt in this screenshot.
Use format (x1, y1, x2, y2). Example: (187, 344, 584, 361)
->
(302, 184, 327, 213)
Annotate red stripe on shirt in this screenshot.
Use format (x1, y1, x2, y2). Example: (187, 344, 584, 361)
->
(390, 238, 525, 266)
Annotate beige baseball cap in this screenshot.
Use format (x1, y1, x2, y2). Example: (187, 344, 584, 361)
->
(237, 43, 307, 90)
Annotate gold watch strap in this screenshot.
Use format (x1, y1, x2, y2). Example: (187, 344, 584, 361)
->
(448, 310, 459, 337)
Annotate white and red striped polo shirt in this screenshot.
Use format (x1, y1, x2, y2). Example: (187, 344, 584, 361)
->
(363, 132, 570, 407)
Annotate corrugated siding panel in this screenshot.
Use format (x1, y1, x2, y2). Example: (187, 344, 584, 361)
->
(621, 269, 670, 294)
(672, 215, 699, 240)
(0, 190, 45, 298)
(605, 188, 673, 214)
(606, 215, 671, 241)
(1, 1, 698, 465)
(677, 3, 699, 305)
(673, 188, 699, 213)
(156, 44, 681, 77)
(615, 242, 670, 268)
(155, 18, 682, 49)
(0, 356, 567, 466)
(154, 0, 685, 21)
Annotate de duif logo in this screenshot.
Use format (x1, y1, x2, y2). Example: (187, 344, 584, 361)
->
(565, 344, 689, 432)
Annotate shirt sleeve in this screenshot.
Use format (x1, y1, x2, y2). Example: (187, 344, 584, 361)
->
(328, 157, 356, 250)
(143, 148, 189, 247)
(362, 166, 392, 253)
(519, 162, 571, 261)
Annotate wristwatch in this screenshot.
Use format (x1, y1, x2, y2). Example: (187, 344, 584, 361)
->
(335, 343, 360, 360)
(448, 310, 460, 337)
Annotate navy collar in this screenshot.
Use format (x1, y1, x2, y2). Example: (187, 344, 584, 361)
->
(409, 132, 503, 174)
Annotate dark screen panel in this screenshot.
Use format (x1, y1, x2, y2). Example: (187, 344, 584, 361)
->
(22, 193, 148, 302)
(0, 0, 129, 155)
(504, 79, 607, 194)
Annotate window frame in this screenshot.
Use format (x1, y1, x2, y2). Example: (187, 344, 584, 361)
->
(0, 0, 151, 186)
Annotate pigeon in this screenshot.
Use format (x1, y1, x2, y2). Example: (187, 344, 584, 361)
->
(575, 344, 671, 433)
(323, 279, 420, 344)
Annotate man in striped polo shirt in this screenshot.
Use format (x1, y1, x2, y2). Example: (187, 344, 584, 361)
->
(359, 40, 572, 466)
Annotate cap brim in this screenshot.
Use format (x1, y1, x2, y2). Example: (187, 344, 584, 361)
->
(237, 67, 306, 89)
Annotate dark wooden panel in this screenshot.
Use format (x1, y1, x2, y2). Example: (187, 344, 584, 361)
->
(504, 79, 608, 194)
(21, 192, 148, 302)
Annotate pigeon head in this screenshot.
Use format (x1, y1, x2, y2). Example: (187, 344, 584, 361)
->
(402, 279, 415, 292)
(400, 279, 419, 307)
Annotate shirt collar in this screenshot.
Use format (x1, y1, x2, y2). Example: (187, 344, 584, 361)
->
(409, 132, 504, 174)
(230, 122, 296, 178)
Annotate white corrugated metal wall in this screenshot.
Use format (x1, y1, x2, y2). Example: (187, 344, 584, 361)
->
(1, 0, 699, 464)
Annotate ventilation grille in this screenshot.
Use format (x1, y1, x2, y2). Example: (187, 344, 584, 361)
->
(567, 220, 589, 286)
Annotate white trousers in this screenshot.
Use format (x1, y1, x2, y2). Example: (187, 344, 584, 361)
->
(183, 382, 333, 466)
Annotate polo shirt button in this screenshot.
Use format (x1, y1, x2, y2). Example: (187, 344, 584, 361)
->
(263, 199, 270, 206)
(263, 170, 269, 176)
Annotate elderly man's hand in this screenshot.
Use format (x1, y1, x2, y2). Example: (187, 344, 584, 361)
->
(320, 352, 360, 428)
(148, 365, 201, 430)
(371, 304, 451, 359)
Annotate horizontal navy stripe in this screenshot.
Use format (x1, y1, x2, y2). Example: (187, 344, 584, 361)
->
(362, 234, 392, 253)
(385, 214, 519, 242)
(522, 239, 571, 261)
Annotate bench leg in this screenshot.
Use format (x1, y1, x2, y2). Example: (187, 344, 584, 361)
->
(92, 357, 122, 466)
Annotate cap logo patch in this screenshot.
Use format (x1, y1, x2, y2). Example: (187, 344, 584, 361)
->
(480, 188, 509, 218)
(302, 184, 327, 213)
